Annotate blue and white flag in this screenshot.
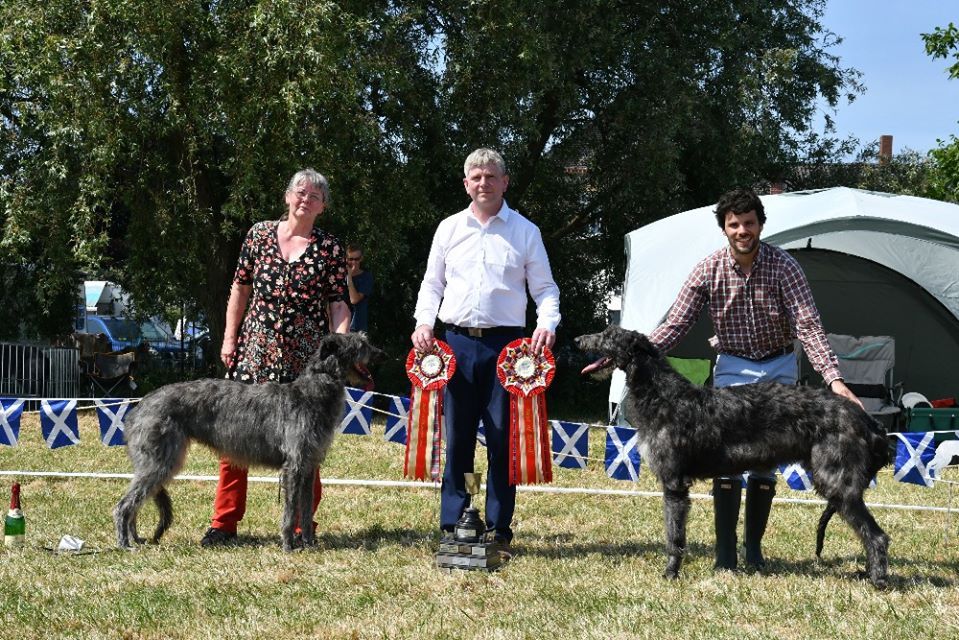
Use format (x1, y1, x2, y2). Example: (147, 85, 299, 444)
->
(893, 431, 936, 487)
(605, 425, 640, 481)
(0, 398, 25, 447)
(384, 395, 410, 445)
(340, 387, 374, 435)
(779, 462, 813, 491)
(551, 420, 588, 469)
(95, 398, 132, 446)
(40, 399, 80, 449)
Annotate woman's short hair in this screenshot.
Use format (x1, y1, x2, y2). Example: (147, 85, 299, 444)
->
(286, 168, 331, 206)
(464, 148, 507, 177)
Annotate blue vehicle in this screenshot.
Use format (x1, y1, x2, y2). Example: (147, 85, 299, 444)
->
(83, 316, 188, 358)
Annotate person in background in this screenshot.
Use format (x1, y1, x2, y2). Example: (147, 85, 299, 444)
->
(345, 244, 373, 332)
(203, 168, 349, 547)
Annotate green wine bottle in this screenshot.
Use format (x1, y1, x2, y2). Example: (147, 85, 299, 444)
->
(4, 482, 25, 548)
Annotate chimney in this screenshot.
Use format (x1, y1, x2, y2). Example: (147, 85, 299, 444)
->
(879, 135, 893, 164)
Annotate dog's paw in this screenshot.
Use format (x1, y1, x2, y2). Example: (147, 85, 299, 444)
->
(662, 557, 682, 579)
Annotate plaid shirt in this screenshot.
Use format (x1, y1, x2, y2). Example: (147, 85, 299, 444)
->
(648, 242, 842, 384)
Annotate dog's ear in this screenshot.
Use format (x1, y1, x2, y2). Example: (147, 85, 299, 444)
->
(635, 333, 659, 358)
(303, 336, 343, 376)
(319, 334, 342, 358)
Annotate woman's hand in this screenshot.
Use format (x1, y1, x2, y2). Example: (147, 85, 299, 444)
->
(220, 337, 237, 368)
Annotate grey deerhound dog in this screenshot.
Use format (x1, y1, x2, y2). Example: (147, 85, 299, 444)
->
(114, 332, 383, 552)
(576, 325, 891, 588)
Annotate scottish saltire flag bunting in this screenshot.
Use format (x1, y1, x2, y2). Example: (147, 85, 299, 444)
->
(384, 395, 410, 445)
(477, 419, 487, 448)
(551, 420, 588, 469)
(779, 462, 813, 491)
(605, 425, 640, 481)
(0, 398, 25, 447)
(40, 399, 80, 449)
(340, 387, 374, 435)
(95, 399, 131, 446)
(893, 431, 936, 487)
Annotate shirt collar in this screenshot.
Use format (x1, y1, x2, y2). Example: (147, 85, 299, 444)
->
(723, 241, 766, 273)
(464, 200, 511, 226)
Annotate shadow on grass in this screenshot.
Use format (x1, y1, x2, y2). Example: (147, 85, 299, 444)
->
(808, 552, 959, 590)
(201, 526, 959, 590)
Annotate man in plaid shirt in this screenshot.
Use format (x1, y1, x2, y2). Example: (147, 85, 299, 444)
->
(648, 187, 861, 573)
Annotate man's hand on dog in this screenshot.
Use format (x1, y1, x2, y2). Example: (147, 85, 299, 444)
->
(830, 379, 864, 409)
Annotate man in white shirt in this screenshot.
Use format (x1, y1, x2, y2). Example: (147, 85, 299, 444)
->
(412, 148, 561, 554)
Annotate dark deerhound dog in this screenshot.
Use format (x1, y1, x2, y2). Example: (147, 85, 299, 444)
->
(114, 332, 383, 552)
(576, 325, 891, 588)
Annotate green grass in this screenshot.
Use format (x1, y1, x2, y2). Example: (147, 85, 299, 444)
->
(2, 409, 959, 639)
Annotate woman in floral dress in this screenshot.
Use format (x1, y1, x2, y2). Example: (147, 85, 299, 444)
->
(201, 168, 350, 547)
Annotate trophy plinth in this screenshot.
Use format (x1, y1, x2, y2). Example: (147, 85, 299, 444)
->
(436, 473, 504, 571)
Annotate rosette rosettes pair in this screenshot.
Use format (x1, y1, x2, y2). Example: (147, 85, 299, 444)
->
(404, 338, 555, 485)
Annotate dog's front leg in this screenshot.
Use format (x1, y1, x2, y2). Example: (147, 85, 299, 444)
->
(280, 465, 298, 552)
(662, 483, 690, 579)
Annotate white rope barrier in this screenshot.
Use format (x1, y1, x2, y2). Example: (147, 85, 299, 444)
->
(1, 468, 956, 514)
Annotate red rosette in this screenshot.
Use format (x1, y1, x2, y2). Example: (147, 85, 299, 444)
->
(406, 340, 456, 391)
(497, 338, 556, 486)
(496, 338, 555, 397)
(403, 339, 456, 482)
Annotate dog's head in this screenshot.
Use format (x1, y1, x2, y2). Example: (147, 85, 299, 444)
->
(575, 325, 659, 380)
(302, 332, 385, 388)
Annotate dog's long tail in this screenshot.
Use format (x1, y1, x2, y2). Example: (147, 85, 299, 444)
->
(815, 503, 837, 558)
(151, 488, 173, 544)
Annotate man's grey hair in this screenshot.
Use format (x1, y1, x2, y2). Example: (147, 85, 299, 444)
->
(286, 168, 331, 206)
(464, 148, 508, 177)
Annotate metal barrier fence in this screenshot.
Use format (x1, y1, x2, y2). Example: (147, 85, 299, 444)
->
(0, 342, 80, 403)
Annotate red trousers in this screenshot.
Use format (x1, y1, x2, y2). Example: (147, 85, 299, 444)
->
(210, 458, 323, 534)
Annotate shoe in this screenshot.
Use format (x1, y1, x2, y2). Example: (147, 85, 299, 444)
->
(200, 527, 236, 547)
(484, 532, 513, 561)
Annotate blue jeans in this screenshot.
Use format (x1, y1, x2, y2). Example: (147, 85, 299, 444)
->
(440, 328, 523, 541)
(713, 351, 797, 481)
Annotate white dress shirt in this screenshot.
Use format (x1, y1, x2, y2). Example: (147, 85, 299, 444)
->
(414, 201, 561, 331)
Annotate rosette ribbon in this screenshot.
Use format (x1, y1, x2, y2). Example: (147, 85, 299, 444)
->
(497, 338, 556, 485)
(404, 340, 456, 481)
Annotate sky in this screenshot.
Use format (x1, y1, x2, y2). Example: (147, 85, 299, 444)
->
(818, 0, 959, 156)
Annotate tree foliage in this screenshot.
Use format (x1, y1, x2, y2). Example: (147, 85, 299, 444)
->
(922, 22, 959, 203)
(1, 0, 860, 392)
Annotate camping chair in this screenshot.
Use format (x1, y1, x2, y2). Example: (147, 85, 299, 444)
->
(85, 349, 139, 396)
(826, 334, 901, 430)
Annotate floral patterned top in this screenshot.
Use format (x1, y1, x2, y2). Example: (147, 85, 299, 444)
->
(229, 220, 347, 384)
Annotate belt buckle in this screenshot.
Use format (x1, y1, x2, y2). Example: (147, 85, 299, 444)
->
(468, 327, 483, 338)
